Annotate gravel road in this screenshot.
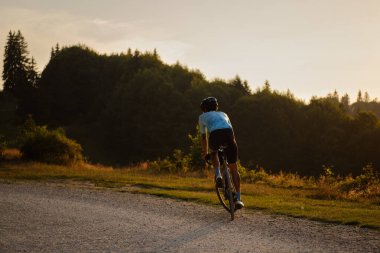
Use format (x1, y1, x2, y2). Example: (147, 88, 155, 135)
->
(0, 181, 379, 253)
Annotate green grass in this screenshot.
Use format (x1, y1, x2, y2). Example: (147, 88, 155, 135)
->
(0, 161, 379, 229)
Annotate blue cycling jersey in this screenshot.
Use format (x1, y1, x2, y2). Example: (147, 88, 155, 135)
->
(199, 111, 233, 134)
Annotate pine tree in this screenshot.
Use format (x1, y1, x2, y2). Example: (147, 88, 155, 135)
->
(26, 57, 40, 88)
(340, 93, 350, 113)
(263, 80, 271, 92)
(327, 90, 339, 103)
(50, 43, 60, 59)
(364, 91, 370, 103)
(357, 90, 363, 103)
(153, 48, 159, 60)
(230, 75, 251, 95)
(2, 30, 33, 95)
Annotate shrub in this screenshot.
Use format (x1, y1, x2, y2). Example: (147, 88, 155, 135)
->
(240, 166, 270, 184)
(269, 171, 313, 188)
(338, 164, 380, 199)
(0, 135, 6, 160)
(310, 164, 380, 202)
(149, 149, 192, 173)
(187, 127, 204, 170)
(319, 165, 337, 185)
(20, 119, 84, 165)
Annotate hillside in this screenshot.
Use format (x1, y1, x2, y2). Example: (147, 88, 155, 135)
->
(2, 45, 380, 175)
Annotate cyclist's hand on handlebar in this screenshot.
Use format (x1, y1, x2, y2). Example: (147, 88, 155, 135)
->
(204, 153, 212, 165)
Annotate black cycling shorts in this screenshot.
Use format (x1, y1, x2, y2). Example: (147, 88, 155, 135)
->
(209, 128, 238, 164)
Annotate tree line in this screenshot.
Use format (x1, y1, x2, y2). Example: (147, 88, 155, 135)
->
(1, 30, 380, 176)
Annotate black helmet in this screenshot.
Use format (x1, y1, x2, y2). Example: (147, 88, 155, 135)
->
(200, 97, 218, 112)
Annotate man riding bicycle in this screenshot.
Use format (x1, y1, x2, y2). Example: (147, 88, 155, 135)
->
(199, 97, 244, 209)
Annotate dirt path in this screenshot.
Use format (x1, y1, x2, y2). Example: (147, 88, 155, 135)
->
(0, 182, 379, 252)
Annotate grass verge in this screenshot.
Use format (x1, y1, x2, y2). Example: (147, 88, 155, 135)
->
(0, 161, 379, 230)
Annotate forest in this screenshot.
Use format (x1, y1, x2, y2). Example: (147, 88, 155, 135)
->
(1, 30, 380, 176)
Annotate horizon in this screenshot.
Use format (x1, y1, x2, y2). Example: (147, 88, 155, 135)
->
(1, 0, 380, 102)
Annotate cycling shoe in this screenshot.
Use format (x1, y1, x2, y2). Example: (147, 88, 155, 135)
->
(235, 200, 244, 209)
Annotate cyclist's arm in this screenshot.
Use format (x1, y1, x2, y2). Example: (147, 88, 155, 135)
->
(201, 134, 208, 159)
(199, 115, 208, 159)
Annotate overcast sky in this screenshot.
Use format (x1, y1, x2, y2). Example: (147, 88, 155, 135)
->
(1, 0, 380, 101)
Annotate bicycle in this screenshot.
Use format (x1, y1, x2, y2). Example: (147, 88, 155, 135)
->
(206, 148, 237, 221)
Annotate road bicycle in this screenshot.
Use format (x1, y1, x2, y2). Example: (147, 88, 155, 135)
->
(206, 148, 237, 221)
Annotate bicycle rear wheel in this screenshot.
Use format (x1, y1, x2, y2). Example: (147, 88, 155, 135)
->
(215, 178, 229, 212)
(215, 170, 235, 220)
(224, 171, 235, 221)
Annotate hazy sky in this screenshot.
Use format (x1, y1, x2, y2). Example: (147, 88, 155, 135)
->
(1, 0, 380, 101)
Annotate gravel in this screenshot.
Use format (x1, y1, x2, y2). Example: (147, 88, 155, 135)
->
(0, 181, 379, 252)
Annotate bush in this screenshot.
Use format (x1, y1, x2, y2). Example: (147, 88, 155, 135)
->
(187, 127, 204, 170)
(338, 164, 380, 199)
(20, 119, 84, 165)
(149, 149, 192, 173)
(239, 165, 270, 184)
(0, 135, 6, 160)
(310, 164, 380, 202)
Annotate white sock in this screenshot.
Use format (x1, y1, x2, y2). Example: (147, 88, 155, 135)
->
(214, 167, 221, 177)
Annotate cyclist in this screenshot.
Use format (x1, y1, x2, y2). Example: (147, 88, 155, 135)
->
(199, 97, 244, 208)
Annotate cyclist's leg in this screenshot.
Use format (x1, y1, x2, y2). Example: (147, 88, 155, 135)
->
(225, 132, 244, 206)
(211, 151, 222, 186)
(230, 163, 244, 208)
(208, 132, 220, 178)
(229, 163, 240, 193)
(210, 151, 220, 169)
(209, 131, 222, 184)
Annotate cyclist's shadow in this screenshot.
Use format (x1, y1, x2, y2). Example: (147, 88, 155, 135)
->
(154, 220, 225, 252)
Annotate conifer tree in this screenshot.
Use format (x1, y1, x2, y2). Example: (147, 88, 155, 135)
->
(263, 80, 271, 92)
(340, 93, 350, 113)
(357, 90, 363, 103)
(230, 75, 251, 95)
(364, 91, 370, 103)
(2, 30, 36, 95)
(26, 57, 40, 88)
(50, 43, 60, 59)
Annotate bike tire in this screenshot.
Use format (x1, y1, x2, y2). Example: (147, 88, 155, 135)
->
(215, 177, 230, 212)
(215, 170, 235, 220)
(224, 170, 235, 221)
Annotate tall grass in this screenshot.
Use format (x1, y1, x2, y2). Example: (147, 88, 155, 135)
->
(314, 165, 380, 203)
(237, 164, 380, 204)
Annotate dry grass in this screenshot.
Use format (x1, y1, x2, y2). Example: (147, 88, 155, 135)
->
(239, 166, 380, 204)
(0, 161, 379, 229)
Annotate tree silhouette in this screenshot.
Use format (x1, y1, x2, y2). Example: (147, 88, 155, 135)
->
(2, 35, 380, 175)
(50, 43, 60, 59)
(2, 30, 39, 96)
